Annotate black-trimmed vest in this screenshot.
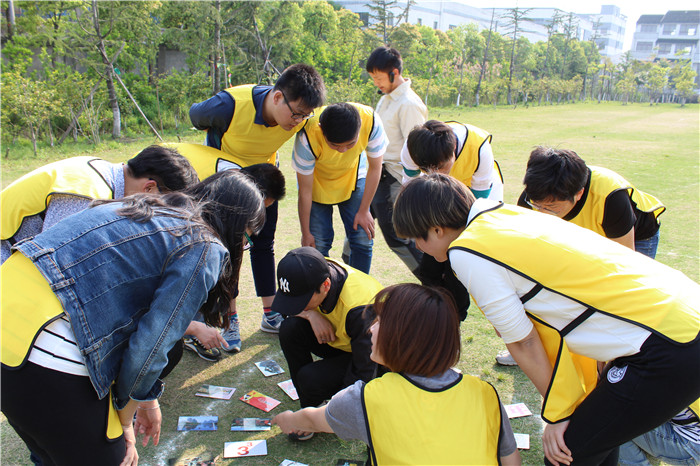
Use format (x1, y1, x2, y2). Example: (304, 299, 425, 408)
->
(320, 259, 383, 352)
(157, 142, 241, 179)
(300, 103, 376, 204)
(449, 203, 700, 423)
(446, 121, 503, 188)
(1, 157, 114, 243)
(569, 165, 664, 237)
(361, 372, 501, 465)
(220, 85, 304, 167)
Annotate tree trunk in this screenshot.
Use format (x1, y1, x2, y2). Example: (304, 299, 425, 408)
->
(213, 0, 221, 95)
(91, 0, 120, 139)
(475, 10, 496, 107)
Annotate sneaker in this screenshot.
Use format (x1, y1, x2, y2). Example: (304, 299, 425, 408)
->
(495, 350, 518, 366)
(260, 311, 284, 334)
(288, 432, 314, 441)
(183, 337, 221, 362)
(221, 320, 241, 353)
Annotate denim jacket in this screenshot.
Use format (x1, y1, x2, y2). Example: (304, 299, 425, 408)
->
(13, 202, 228, 409)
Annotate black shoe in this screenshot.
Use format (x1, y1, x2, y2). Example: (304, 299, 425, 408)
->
(183, 337, 221, 362)
(288, 432, 314, 441)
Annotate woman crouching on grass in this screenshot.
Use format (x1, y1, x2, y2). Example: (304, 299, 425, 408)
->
(273, 283, 520, 465)
(1, 170, 265, 466)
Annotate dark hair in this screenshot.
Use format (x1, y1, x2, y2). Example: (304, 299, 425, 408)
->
(240, 163, 286, 202)
(406, 121, 457, 171)
(366, 46, 403, 74)
(274, 64, 326, 110)
(523, 146, 589, 202)
(393, 173, 474, 240)
(127, 145, 199, 192)
(371, 284, 460, 376)
(319, 103, 361, 144)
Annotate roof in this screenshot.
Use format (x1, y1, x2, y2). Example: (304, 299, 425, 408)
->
(637, 15, 663, 24)
(662, 10, 700, 23)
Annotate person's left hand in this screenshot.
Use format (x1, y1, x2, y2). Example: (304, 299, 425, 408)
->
(134, 401, 162, 447)
(119, 423, 139, 466)
(353, 210, 375, 240)
(272, 410, 296, 434)
(543, 420, 572, 466)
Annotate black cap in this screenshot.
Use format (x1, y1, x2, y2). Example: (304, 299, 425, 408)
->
(272, 247, 330, 316)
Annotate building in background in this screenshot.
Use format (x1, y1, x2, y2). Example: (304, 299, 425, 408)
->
(631, 10, 699, 86)
(336, 1, 626, 62)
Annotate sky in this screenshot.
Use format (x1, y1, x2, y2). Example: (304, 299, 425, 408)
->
(459, 0, 699, 51)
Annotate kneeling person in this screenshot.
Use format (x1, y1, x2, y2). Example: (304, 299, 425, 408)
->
(274, 247, 383, 440)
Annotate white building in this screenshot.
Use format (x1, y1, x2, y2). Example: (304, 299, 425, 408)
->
(580, 5, 627, 61)
(631, 10, 700, 87)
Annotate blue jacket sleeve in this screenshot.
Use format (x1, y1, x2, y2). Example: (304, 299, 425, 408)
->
(189, 92, 235, 150)
(112, 240, 228, 409)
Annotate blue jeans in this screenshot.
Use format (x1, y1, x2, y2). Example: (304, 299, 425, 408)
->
(635, 228, 660, 259)
(619, 421, 700, 465)
(309, 178, 373, 273)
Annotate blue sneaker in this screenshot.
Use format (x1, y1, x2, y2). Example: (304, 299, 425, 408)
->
(260, 311, 283, 334)
(221, 317, 241, 353)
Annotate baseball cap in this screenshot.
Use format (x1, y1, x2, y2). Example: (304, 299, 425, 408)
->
(272, 247, 330, 316)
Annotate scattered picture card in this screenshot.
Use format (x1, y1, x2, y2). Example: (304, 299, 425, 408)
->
(224, 440, 267, 458)
(280, 460, 308, 466)
(335, 460, 364, 466)
(514, 433, 530, 450)
(195, 384, 236, 400)
(240, 390, 281, 412)
(167, 451, 217, 466)
(505, 403, 533, 419)
(277, 379, 299, 401)
(177, 415, 218, 431)
(255, 359, 285, 376)
(230, 417, 272, 431)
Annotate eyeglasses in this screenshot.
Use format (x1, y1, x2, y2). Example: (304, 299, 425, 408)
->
(280, 90, 314, 121)
(243, 232, 254, 251)
(523, 196, 560, 216)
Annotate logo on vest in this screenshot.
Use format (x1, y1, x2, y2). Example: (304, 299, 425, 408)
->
(279, 277, 290, 293)
(607, 365, 627, 384)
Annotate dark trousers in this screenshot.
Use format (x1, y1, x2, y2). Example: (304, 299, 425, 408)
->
(279, 317, 353, 408)
(248, 200, 278, 298)
(1, 362, 126, 466)
(371, 168, 423, 277)
(417, 253, 470, 321)
(545, 332, 700, 465)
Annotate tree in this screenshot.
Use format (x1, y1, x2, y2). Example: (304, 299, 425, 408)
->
(447, 24, 484, 106)
(475, 9, 497, 107)
(500, 6, 532, 105)
(365, 0, 414, 45)
(645, 61, 668, 105)
(669, 58, 697, 107)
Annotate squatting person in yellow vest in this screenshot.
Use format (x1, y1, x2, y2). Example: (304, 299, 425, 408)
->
(292, 102, 387, 273)
(518, 146, 665, 259)
(271, 247, 383, 442)
(392, 173, 700, 466)
(1, 170, 265, 465)
(189, 64, 326, 346)
(273, 283, 521, 465)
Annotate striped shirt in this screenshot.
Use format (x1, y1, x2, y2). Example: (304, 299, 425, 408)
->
(28, 314, 88, 376)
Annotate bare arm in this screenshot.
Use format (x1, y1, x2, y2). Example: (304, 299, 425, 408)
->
(273, 407, 334, 434)
(117, 399, 140, 466)
(610, 227, 635, 250)
(353, 154, 383, 239)
(501, 449, 522, 466)
(297, 172, 315, 248)
(505, 327, 552, 397)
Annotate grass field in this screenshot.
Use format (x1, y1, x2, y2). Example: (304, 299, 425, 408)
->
(1, 101, 698, 465)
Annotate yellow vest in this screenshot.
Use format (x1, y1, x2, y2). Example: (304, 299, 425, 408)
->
(220, 85, 304, 167)
(570, 166, 665, 236)
(362, 372, 501, 465)
(301, 103, 376, 204)
(157, 142, 238, 179)
(1, 157, 114, 242)
(319, 259, 383, 352)
(1, 252, 123, 440)
(447, 122, 503, 188)
(449, 204, 700, 422)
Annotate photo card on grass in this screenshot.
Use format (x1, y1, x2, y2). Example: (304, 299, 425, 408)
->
(195, 384, 236, 400)
(224, 440, 267, 458)
(240, 390, 281, 412)
(176, 415, 218, 431)
(255, 359, 285, 376)
(230, 417, 272, 431)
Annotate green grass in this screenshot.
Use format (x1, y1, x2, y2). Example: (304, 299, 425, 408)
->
(1, 101, 698, 465)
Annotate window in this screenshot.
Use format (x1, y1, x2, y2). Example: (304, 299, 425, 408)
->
(388, 12, 394, 27)
(678, 45, 692, 55)
(433, 20, 438, 29)
(449, 24, 456, 30)
(359, 12, 369, 26)
(417, 18, 422, 25)
(636, 41, 653, 52)
(640, 24, 657, 33)
(662, 24, 676, 35)
(679, 24, 696, 35)
(658, 43, 672, 54)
